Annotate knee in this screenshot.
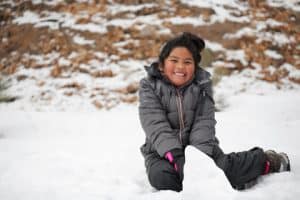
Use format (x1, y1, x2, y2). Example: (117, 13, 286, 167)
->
(148, 164, 182, 192)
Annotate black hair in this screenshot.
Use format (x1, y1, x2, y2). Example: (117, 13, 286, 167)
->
(158, 32, 205, 66)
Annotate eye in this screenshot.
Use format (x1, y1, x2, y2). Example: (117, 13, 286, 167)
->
(169, 59, 178, 63)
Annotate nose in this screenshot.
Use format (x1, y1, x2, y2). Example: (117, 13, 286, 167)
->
(176, 61, 184, 69)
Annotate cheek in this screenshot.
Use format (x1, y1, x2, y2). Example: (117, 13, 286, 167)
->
(164, 60, 173, 67)
(162, 61, 174, 73)
(187, 65, 195, 75)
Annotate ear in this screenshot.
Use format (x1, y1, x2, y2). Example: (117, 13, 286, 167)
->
(158, 62, 164, 72)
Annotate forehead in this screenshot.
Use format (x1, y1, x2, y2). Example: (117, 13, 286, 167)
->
(168, 47, 193, 59)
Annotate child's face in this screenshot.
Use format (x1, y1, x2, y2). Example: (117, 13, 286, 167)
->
(163, 47, 195, 87)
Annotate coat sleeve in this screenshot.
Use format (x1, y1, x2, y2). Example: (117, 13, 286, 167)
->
(189, 81, 218, 156)
(138, 78, 182, 157)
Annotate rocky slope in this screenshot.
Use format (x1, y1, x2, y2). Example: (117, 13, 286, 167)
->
(0, 0, 299, 110)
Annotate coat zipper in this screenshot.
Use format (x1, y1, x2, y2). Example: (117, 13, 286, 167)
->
(176, 89, 185, 144)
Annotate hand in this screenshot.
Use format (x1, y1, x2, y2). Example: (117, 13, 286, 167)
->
(165, 149, 185, 181)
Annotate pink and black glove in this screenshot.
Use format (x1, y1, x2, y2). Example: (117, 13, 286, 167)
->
(165, 149, 185, 181)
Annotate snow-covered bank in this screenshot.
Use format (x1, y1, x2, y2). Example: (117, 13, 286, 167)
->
(1, 0, 299, 110)
(0, 90, 300, 200)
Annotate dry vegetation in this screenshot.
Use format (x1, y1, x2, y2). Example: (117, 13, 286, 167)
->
(0, 0, 299, 109)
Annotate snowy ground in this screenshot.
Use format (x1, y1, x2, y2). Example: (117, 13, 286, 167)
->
(0, 88, 300, 200)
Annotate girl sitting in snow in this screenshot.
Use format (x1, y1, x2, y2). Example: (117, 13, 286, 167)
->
(138, 32, 290, 191)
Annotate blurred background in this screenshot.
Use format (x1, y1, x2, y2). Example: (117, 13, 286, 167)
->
(0, 0, 299, 111)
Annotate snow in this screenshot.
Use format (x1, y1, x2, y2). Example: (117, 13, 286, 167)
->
(282, 63, 300, 80)
(58, 57, 71, 66)
(264, 50, 283, 60)
(166, 16, 212, 26)
(165, 11, 248, 26)
(1, 87, 300, 199)
(62, 18, 107, 34)
(182, 0, 300, 13)
(256, 32, 295, 47)
(181, 0, 249, 11)
(12, 8, 162, 33)
(266, 0, 300, 12)
(223, 18, 294, 49)
(107, 3, 157, 15)
(73, 35, 95, 46)
(13, 11, 41, 25)
(104, 14, 163, 29)
(213, 61, 236, 68)
(32, 0, 64, 6)
(205, 40, 225, 51)
(224, 27, 255, 39)
(180, 0, 250, 23)
(24, 52, 61, 66)
(13, 11, 107, 34)
(226, 49, 248, 66)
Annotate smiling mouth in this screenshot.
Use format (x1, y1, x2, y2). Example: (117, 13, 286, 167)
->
(173, 72, 185, 77)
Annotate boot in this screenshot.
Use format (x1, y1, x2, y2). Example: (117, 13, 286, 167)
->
(264, 150, 291, 173)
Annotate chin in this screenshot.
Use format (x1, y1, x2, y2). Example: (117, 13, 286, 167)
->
(174, 82, 186, 87)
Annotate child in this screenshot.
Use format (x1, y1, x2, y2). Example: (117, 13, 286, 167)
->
(138, 32, 291, 192)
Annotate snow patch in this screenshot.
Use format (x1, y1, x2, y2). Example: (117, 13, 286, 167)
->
(180, 0, 250, 23)
(226, 50, 248, 66)
(107, 3, 157, 15)
(264, 50, 283, 59)
(266, 0, 300, 12)
(73, 35, 95, 46)
(166, 16, 212, 26)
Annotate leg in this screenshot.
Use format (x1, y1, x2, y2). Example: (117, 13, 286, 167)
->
(146, 154, 184, 192)
(211, 146, 266, 190)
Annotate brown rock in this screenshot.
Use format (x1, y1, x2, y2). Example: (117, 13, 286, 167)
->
(76, 17, 90, 24)
(260, 69, 278, 82)
(126, 82, 139, 94)
(5, 63, 17, 75)
(51, 65, 62, 77)
(248, 0, 265, 8)
(37, 80, 45, 87)
(64, 91, 73, 96)
(121, 95, 138, 103)
(30, 60, 44, 69)
(0, 63, 4, 71)
(289, 77, 300, 84)
(114, 82, 139, 94)
(93, 100, 103, 109)
(17, 74, 28, 81)
(92, 69, 114, 77)
(61, 82, 84, 90)
(78, 67, 90, 74)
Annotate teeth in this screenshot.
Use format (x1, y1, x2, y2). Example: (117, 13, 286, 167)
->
(174, 72, 185, 77)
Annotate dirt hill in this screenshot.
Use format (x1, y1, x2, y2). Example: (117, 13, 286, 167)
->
(0, 0, 299, 110)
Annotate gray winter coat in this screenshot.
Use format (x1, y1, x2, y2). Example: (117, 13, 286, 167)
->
(139, 63, 219, 165)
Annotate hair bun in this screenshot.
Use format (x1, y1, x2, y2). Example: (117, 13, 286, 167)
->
(183, 32, 205, 52)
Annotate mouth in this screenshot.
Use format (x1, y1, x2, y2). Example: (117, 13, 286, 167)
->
(173, 72, 186, 77)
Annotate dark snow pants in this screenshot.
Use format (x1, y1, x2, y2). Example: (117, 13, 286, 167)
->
(146, 153, 185, 192)
(212, 146, 267, 190)
(145, 146, 266, 192)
